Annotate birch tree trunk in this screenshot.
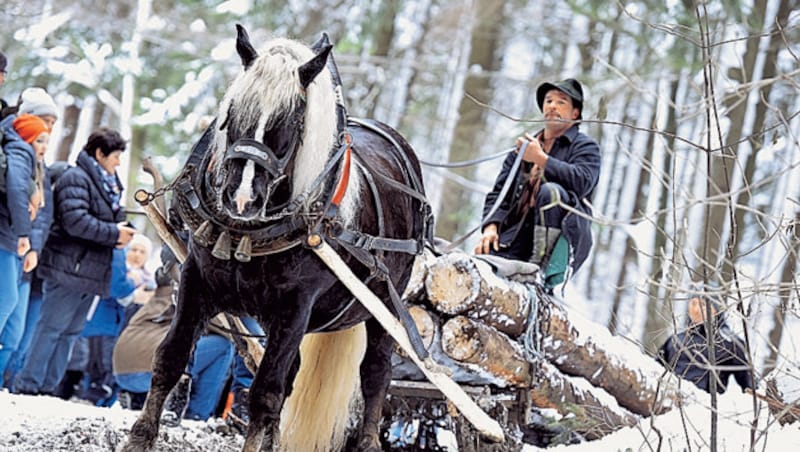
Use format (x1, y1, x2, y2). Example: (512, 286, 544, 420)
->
(436, 0, 507, 241)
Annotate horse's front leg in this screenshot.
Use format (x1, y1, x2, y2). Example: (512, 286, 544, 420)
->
(357, 318, 395, 452)
(123, 266, 208, 451)
(242, 302, 306, 452)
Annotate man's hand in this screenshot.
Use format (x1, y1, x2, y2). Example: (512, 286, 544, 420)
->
(23, 250, 38, 273)
(17, 237, 31, 257)
(516, 133, 549, 167)
(116, 223, 137, 248)
(474, 223, 500, 255)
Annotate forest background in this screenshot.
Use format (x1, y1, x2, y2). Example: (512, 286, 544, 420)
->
(1, 0, 799, 435)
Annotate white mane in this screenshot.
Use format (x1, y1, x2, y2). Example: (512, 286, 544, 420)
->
(211, 37, 360, 224)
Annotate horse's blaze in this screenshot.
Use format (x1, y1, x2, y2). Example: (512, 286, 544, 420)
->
(233, 160, 256, 215)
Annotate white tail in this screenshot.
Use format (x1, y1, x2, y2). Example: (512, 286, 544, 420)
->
(279, 323, 367, 451)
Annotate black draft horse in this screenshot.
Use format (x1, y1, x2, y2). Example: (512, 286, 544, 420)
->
(123, 26, 427, 452)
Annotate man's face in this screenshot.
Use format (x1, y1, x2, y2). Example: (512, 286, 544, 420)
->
(0, 71, 6, 86)
(688, 297, 716, 324)
(542, 89, 580, 129)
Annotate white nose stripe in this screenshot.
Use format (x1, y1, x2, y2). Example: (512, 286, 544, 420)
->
(234, 160, 256, 213)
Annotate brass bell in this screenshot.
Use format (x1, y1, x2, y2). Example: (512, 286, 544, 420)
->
(193, 220, 214, 247)
(211, 230, 232, 260)
(234, 235, 253, 262)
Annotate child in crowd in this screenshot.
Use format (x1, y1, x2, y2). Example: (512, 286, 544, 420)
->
(0, 114, 51, 383)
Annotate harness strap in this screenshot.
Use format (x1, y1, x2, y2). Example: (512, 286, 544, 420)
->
(335, 229, 422, 254)
(330, 137, 351, 207)
(332, 237, 430, 360)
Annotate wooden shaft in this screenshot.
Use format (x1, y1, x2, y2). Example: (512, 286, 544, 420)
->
(311, 239, 505, 442)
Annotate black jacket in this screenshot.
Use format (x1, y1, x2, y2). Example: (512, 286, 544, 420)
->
(482, 125, 601, 271)
(38, 151, 126, 297)
(658, 323, 754, 394)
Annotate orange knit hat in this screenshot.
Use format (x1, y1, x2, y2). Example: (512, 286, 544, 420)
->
(13, 114, 50, 144)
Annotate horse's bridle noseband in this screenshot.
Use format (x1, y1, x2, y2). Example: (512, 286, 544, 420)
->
(224, 138, 294, 179)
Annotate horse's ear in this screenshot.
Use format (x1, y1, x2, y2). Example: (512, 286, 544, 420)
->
(310, 32, 331, 52)
(298, 44, 332, 90)
(235, 24, 258, 69)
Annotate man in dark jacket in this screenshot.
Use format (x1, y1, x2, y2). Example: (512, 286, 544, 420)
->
(475, 78, 601, 289)
(658, 295, 754, 394)
(14, 127, 136, 395)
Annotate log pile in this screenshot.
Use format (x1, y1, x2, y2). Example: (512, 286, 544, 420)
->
(394, 250, 685, 445)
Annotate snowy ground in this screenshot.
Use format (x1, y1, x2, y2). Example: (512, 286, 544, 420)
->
(2, 388, 799, 451)
(0, 391, 243, 451)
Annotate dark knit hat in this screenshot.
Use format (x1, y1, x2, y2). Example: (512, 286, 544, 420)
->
(0, 51, 7, 73)
(536, 78, 584, 119)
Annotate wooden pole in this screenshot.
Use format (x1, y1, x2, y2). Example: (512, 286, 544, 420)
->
(310, 237, 506, 442)
(134, 189, 264, 373)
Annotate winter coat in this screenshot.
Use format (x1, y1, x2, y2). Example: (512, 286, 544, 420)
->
(482, 124, 601, 271)
(112, 285, 174, 376)
(0, 114, 38, 254)
(658, 323, 754, 394)
(82, 248, 137, 338)
(37, 151, 126, 297)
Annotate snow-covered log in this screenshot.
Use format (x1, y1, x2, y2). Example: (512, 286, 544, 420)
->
(408, 252, 685, 418)
(425, 252, 530, 336)
(539, 300, 680, 416)
(441, 316, 531, 387)
(526, 360, 637, 441)
(763, 366, 800, 425)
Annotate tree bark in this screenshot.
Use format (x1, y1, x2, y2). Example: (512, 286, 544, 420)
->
(527, 360, 638, 440)
(55, 104, 81, 162)
(425, 252, 531, 336)
(416, 252, 684, 417)
(441, 315, 531, 388)
(540, 299, 680, 416)
(435, 0, 507, 240)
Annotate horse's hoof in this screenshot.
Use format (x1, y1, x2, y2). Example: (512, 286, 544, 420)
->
(355, 436, 382, 452)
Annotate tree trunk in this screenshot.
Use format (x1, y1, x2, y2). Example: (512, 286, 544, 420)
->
(415, 252, 684, 417)
(425, 252, 531, 336)
(527, 360, 637, 440)
(765, 208, 800, 372)
(435, 0, 506, 241)
(55, 104, 81, 162)
(441, 315, 531, 388)
(539, 293, 680, 417)
(722, 0, 793, 282)
(701, 0, 767, 281)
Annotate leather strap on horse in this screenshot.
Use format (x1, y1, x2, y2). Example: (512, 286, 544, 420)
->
(327, 236, 431, 360)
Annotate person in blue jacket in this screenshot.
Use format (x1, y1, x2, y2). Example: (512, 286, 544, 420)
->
(2, 162, 69, 388)
(474, 78, 601, 290)
(14, 127, 137, 395)
(0, 114, 51, 370)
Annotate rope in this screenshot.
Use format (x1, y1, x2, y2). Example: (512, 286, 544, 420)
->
(522, 284, 542, 362)
(418, 148, 512, 168)
(440, 142, 527, 252)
